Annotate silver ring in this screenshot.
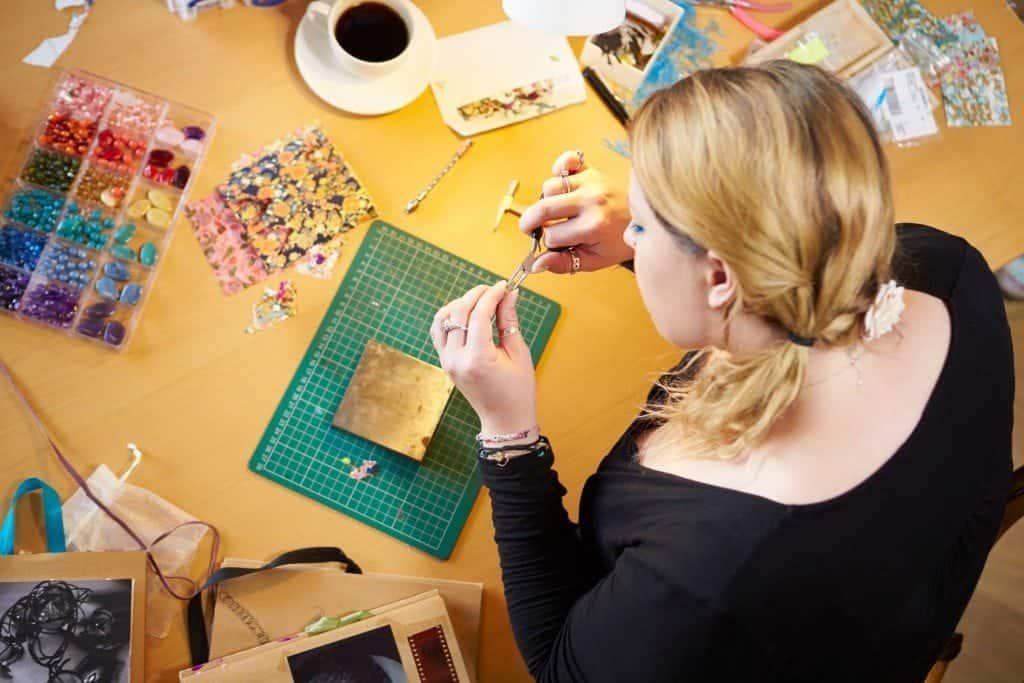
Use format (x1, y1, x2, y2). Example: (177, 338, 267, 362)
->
(499, 326, 520, 338)
(567, 247, 581, 275)
(441, 318, 467, 333)
(560, 171, 571, 195)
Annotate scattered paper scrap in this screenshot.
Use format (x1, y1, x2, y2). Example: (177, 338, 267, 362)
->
(24, 2, 90, 68)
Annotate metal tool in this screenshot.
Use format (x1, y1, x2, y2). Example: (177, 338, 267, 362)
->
(695, 0, 791, 40)
(507, 228, 543, 293)
(405, 138, 474, 214)
(493, 179, 529, 231)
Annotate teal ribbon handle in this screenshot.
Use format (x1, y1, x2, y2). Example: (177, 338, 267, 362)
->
(0, 478, 66, 556)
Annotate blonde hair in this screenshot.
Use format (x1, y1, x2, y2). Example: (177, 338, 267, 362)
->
(630, 61, 896, 459)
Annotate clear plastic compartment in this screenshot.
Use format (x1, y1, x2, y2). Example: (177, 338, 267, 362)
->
(18, 272, 84, 330)
(21, 145, 82, 193)
(107, 220, 164, 269)
(36, 237, 101, 290)
(57, 201, 119, 251)
(73, 292, 134, 347)
(72, 159, 132, 210)
(125, 182, 181, 230)
(0, 223, 49, 271)
(0, 262, 32, 312)
(0, 67, 215, 351)
(2, 181, 68, 234)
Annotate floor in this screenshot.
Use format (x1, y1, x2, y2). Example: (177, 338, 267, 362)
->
(945, 314, 1024, 683)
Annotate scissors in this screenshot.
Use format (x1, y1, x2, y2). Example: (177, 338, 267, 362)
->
(695, 0, 791, 41)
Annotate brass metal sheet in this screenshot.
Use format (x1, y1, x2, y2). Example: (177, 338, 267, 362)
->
(333, 340, 455, 462)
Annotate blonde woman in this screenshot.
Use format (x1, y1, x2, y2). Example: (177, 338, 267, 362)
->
(430, 61, 1013, 681)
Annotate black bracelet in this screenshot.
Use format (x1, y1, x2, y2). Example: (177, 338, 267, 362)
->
(477, 436, 550, 467)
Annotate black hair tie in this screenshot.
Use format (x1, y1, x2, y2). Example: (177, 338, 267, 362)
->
(787, 331, 816, 347)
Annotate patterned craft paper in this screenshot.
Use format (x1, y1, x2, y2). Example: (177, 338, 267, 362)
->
(217, 126, 376, 271)
(940, 13, 1011, 127)
(186, 194, 270, 296)
(632, 9, 722, 107)
(187, 125, 376, 295)
(859, 0, 956, 48)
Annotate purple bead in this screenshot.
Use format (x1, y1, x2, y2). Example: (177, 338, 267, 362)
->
(77, 316, 104, 338)
(84, 300, 116, 318)
(20, 282, 79, 328)
(0, 265, 30, 311)
(172, 165, 191, 190)
(102, 320, 126, 346)
(182, 126, 206, 141)
(148, 149, 174, 167)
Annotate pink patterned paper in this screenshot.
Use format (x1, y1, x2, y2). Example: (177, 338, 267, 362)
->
(186, 195, 270, 296)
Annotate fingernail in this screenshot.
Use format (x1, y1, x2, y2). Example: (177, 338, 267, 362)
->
(531, 262, 548, 274)
(497, 280, 507, 288)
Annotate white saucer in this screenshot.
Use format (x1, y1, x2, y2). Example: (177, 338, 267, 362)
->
(294, 2, 437, 116)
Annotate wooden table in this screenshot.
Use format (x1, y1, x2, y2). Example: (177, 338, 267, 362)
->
(1, 1, 1021, 681)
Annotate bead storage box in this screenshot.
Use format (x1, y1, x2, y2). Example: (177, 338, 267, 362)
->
(0, 69, 214, 349)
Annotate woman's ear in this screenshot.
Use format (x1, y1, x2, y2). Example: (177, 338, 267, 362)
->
(705, 250, 736, 310)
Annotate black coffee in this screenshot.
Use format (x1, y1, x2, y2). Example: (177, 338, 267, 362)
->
(334, 2, 410, 63)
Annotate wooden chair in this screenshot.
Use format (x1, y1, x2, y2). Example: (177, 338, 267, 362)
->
(924, 465, 1024, 683)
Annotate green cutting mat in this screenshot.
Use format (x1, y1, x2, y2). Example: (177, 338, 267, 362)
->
(249, 221, 561, 559)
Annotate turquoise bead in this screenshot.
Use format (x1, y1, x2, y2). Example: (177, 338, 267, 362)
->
(114, 224, 136, 244)
(139, 242, 157, 266)
(111, 245, 135, 261)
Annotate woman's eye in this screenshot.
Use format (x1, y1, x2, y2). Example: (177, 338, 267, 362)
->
(631, 224, 645, 234)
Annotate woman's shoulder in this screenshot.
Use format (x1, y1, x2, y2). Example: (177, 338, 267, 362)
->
(895, 223, 999, 304)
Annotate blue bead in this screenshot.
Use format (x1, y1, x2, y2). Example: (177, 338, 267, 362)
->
(120, 282, 141, 305)
(95, 277, 119, 300)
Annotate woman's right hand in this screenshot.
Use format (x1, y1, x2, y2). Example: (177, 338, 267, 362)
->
(518, 150, 634, 275)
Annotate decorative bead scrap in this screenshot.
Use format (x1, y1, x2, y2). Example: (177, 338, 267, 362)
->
(245, 279, 297, 334)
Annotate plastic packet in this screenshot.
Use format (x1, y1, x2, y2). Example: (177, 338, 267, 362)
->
(848, 49, 940, 146)
(62, 445, 208, 638)
(898, 28, 953, 89)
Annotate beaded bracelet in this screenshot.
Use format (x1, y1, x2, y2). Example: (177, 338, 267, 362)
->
(477, 436, 550, 467)
(475, 426, 540, 444)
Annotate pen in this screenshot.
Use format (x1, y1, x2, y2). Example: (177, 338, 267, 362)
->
(582, 67, 631, 127)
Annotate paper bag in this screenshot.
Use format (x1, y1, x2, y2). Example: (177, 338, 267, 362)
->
(0, 550, 148, 682)
(183, 590, 470, 682)
(207, 558, 483, 681)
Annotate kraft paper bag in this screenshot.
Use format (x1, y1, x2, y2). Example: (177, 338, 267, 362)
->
(207, 558, 483, 681)
(183, 590, 470, 683)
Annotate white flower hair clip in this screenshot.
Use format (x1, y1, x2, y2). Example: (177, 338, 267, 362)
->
(863, 280, 905, 341)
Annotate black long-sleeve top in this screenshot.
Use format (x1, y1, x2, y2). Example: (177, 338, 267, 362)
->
(479, 225, 1014, 682)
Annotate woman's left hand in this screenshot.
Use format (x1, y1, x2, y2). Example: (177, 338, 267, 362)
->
(431, 282, 537, 438)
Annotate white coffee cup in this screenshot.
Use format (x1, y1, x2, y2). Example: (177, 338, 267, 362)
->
(306, 0, 416, 78)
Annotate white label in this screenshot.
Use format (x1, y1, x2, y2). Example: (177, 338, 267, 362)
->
(881, 69, 938, 143)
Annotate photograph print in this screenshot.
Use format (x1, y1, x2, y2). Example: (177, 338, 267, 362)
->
(287, 624, 408, 683)
(0, 578, 133, 682)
